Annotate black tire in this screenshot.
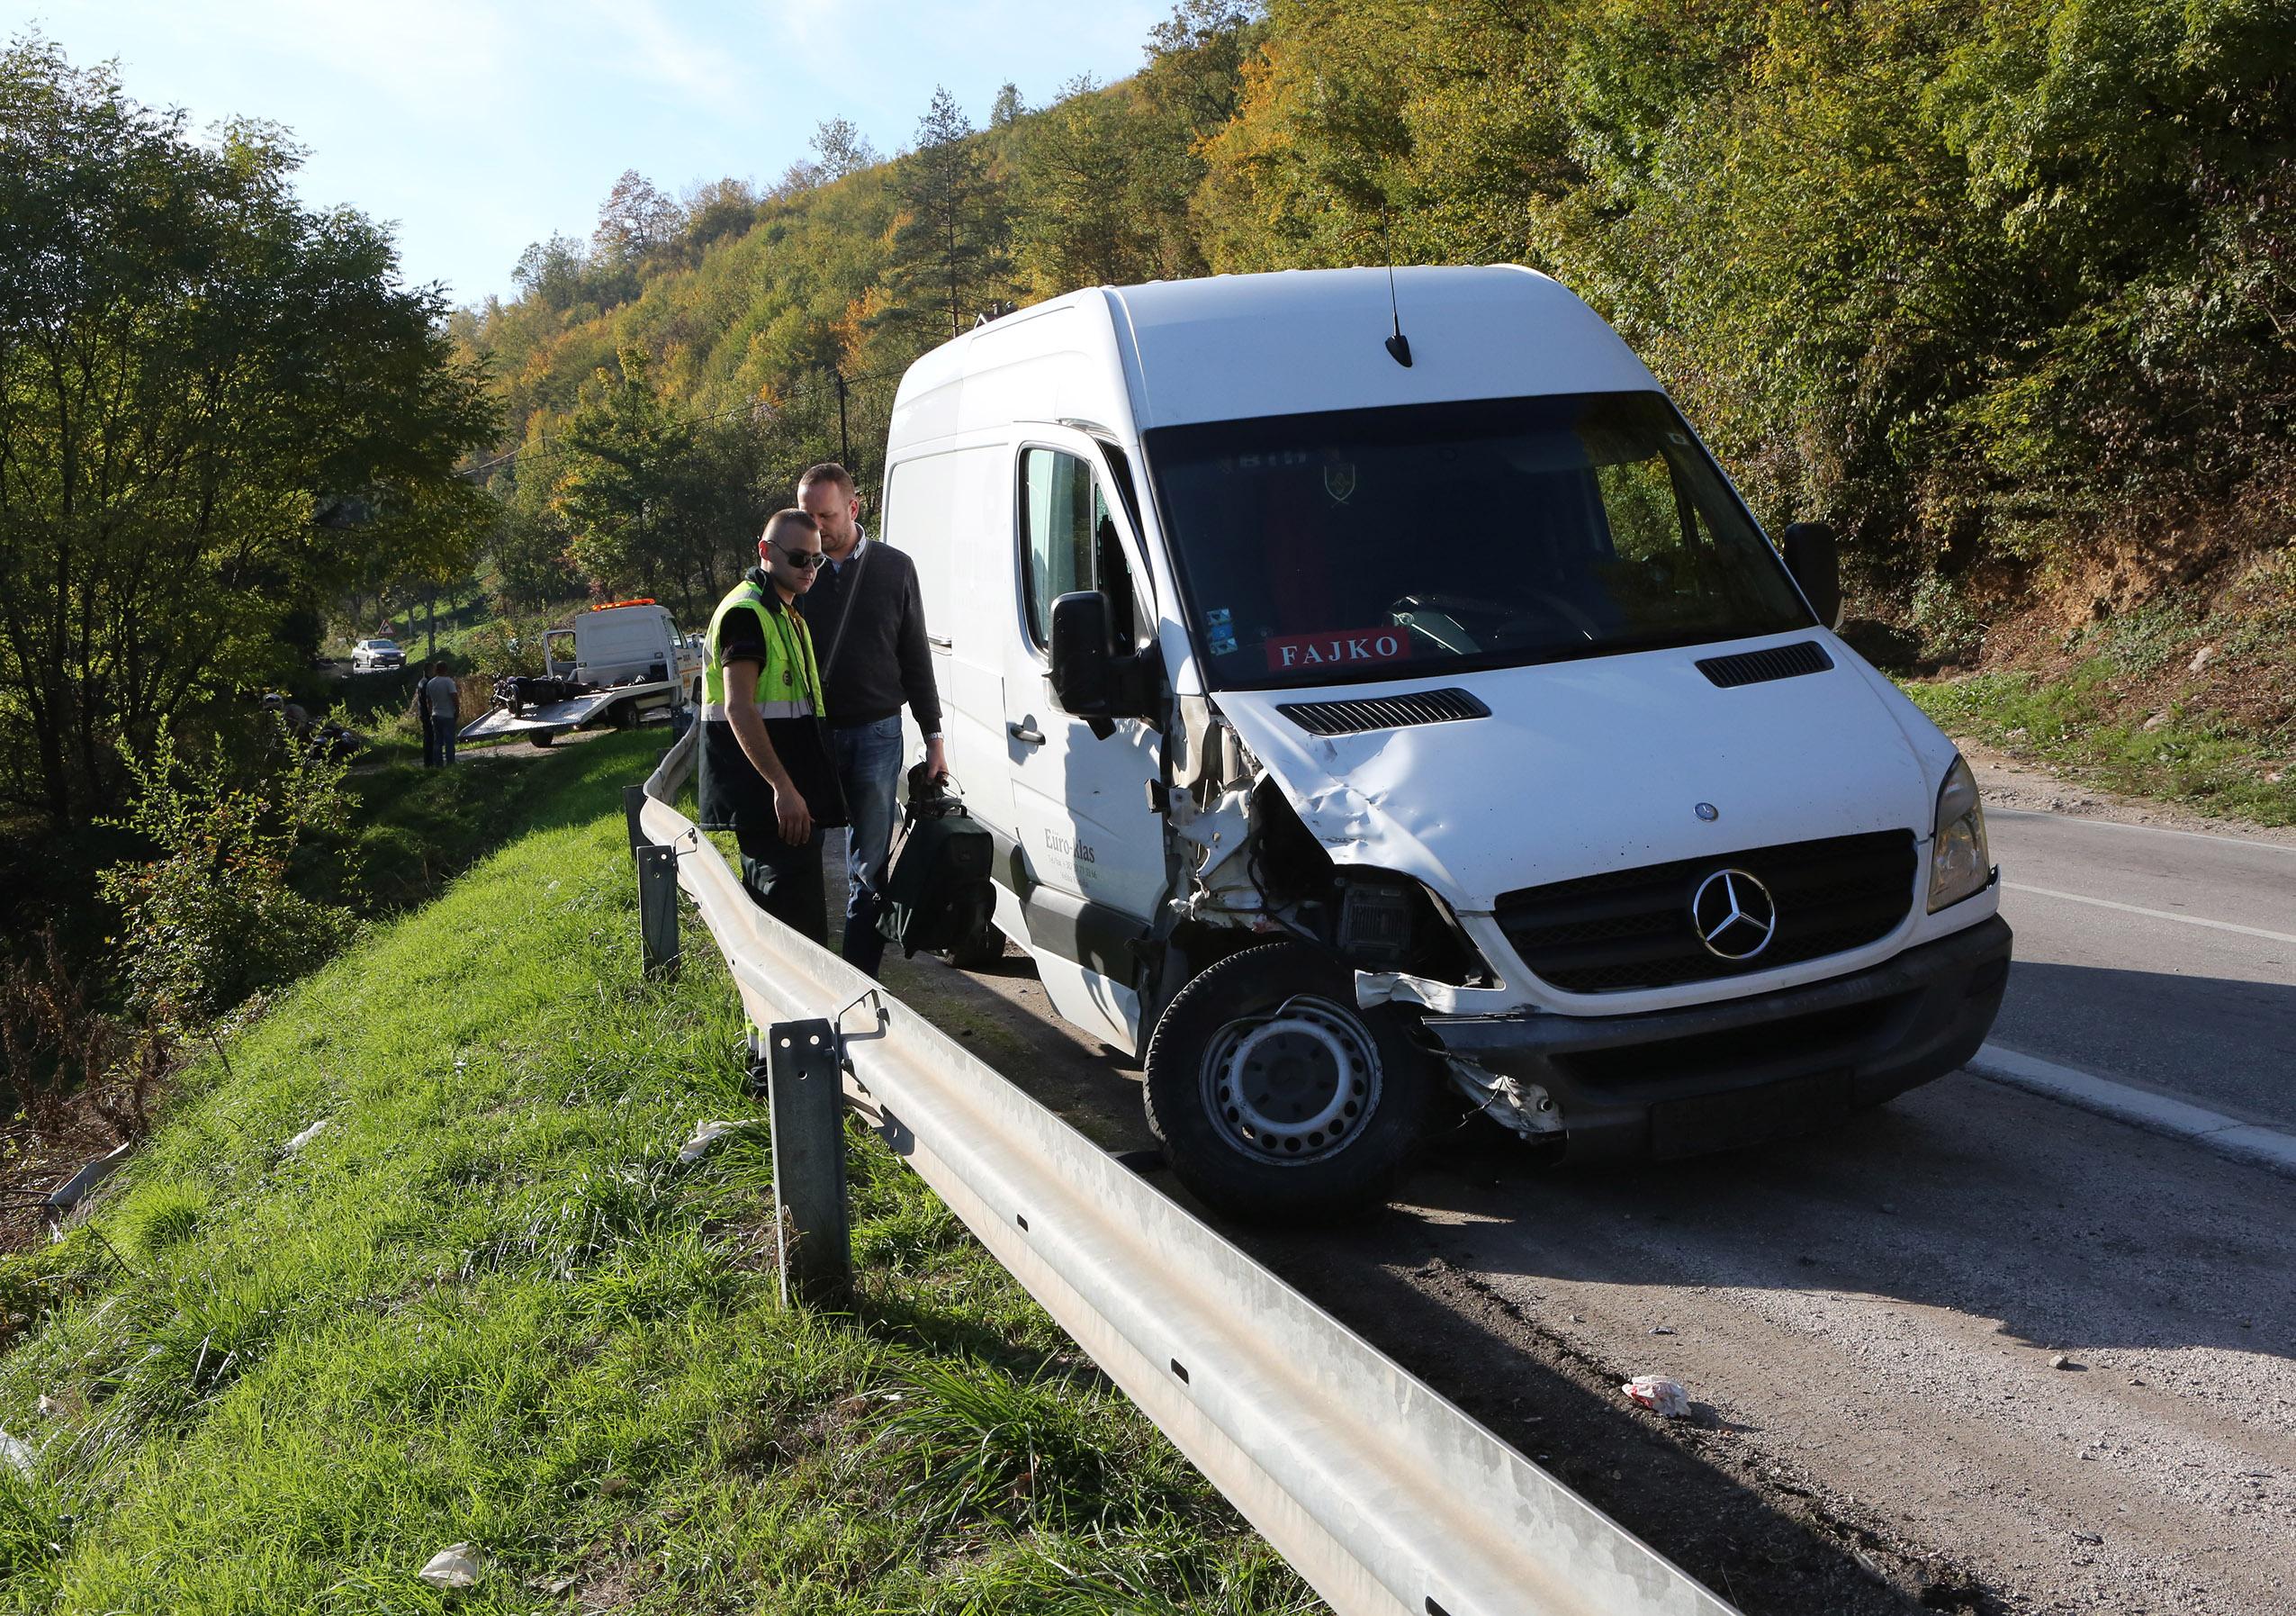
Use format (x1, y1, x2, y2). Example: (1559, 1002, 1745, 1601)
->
(1142, 940, 1431, 1221)
(529, 727, 554, 747)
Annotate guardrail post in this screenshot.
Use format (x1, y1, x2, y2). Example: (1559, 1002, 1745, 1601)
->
(622, 784, 650, 851)
(636, 844, 680, 980)
(762, 1018, 851, 1310)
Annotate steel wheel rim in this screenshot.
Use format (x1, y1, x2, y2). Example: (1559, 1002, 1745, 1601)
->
(1200, 995, 1382, 1165)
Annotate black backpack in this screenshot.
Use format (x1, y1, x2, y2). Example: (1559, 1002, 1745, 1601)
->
(876, 767, 996, 958)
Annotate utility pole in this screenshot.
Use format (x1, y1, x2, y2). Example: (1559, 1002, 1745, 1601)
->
(833, 367, 850, 469)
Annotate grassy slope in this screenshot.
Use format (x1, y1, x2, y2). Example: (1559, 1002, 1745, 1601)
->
(0, 734, 1309, 1614)
(1906, 666, 2292, 827)
(1898, 553, 2296, 828)
(323, 743, 620, 911)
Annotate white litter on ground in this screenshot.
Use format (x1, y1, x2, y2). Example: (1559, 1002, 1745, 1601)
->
(283, 1118, 329, 1154)
(1621, 1375, 1691, 1418)
(418, 1543, 483, 1589)
(676, 1120, 752, 1164)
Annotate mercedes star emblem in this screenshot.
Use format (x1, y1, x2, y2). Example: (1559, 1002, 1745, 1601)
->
(1695, 802, 1719, 822)
(1691, 868, 1778, 961)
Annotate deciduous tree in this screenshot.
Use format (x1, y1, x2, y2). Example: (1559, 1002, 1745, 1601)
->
(1013, 77, 1156, 294)
(0, 36, 494, 826)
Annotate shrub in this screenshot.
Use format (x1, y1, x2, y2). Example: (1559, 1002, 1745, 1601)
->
(0, 926, 170, 1142)
(463, 613, 554, 678)
(96, 725, 358, 1024)
(1908, 573, 1990, 664)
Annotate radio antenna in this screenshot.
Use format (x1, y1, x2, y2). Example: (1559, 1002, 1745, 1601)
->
(1383, 257, 1413, 368)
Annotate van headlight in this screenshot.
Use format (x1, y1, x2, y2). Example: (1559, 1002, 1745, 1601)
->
(1334, 873, 1494, 985)
(1927, 754, 1992, 913)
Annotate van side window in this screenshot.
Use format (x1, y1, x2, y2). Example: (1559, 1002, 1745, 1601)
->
(1020, 447, 1142, 651)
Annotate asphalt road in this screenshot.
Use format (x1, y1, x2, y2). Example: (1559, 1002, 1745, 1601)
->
(866, 795, 2296, 1616)
(1983, 808, 2296, 1130)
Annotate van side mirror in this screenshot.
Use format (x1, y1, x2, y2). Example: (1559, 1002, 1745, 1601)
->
(1049, 591, 1115, 716)
(1781, 521, 1843, 629)
(1049, 591, 1159, 735)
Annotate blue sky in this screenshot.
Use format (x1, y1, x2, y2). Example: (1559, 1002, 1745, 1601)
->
(8, 1, 1175, 308)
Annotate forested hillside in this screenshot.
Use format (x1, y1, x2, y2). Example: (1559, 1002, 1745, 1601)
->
(461, 0, 2293, 668)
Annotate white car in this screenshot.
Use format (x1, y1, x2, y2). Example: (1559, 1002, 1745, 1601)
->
(350, 637, 405, 672)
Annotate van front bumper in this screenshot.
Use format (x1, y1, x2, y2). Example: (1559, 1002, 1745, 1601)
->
(1419, 915, 2012, 1160)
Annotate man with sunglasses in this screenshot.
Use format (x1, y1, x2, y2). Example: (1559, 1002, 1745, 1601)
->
(795, 461, 944, 977)
(696, 508, 848, 943)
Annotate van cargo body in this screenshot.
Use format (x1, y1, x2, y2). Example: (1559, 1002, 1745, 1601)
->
(879, 266, 2009, 1218)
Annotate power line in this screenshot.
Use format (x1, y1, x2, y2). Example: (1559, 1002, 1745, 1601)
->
(456, 366, 902, 481)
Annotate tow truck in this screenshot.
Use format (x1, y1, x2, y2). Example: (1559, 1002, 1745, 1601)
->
(457, 599, 704, 747)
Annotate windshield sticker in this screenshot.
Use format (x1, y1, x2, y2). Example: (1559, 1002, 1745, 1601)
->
(1202, 607, 1238, 655)
(1321, 461, 1358, 503)
(1263, 628, 1408, 673)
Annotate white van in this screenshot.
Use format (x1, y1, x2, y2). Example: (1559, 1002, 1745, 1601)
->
(878, 266, 2010, 1218)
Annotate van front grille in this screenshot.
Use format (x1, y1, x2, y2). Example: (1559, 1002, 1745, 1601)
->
(1276, 687, 1490, 736)
(1495, 830, 1917, 994)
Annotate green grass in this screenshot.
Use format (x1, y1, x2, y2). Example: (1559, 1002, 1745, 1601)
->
(315, 742, 624, 911)
(1905, 660, 2295, 827)
(0, 733, 1310, 1614)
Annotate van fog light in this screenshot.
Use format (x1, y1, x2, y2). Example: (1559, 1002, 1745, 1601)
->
(1927, 754, 1992, 912)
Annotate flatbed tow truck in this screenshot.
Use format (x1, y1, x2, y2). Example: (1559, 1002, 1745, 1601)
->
(457, 599, 704, 747)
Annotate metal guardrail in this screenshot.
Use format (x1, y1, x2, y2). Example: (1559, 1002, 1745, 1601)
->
(637, 728, 1737, 1616)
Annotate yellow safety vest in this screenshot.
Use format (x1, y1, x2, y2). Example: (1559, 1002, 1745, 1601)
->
(702, 573, 825, 719)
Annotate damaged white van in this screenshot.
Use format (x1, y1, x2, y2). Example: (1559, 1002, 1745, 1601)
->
(878, 266, 2010, 1218)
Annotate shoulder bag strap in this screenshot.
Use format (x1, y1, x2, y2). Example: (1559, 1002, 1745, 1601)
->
(818, 542, 873, 691)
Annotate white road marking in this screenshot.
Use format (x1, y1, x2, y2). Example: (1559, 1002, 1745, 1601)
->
(1968, 1043, 2296, 1180)
(1987, 807, 2296, 856)
(2002, 882, 2296, 945)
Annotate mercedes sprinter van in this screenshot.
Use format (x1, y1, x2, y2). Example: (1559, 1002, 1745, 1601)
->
(876, 266, 2010, 1218)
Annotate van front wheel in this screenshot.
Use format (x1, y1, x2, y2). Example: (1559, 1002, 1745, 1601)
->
(1143, 941, 1430, 1221)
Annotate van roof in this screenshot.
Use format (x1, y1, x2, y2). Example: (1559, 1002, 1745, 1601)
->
(1110, 266, 1656, 429)
(890, 266, 1660, 439)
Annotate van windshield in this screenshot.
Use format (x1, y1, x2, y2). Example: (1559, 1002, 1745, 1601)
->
(1143, 392, 1814, 690)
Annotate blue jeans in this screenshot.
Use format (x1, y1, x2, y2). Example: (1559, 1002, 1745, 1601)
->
(828, 715, 903, 977)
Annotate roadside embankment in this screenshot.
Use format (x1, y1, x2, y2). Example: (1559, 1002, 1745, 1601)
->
(1898, 558, 2296, 829)
(0, 734, 1308, 1613)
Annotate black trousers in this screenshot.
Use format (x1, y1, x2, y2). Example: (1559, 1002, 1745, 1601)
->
(734, 822, 827, 947)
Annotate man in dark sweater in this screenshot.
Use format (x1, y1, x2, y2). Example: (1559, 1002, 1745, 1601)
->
(796, 462, 944, 976)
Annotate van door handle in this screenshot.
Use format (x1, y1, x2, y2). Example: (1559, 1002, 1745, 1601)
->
(1008, 721, 1046, 745)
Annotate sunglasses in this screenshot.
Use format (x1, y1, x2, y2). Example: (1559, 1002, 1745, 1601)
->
(771, 541, 827, 570)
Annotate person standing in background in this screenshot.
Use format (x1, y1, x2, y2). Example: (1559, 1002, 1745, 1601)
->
(420, 663, 460, 767)
(795, 462, 944, 978)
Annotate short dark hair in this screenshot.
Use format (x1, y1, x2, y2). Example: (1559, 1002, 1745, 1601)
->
(797, 462, 854, 496)
(761, 508, 819, 548)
